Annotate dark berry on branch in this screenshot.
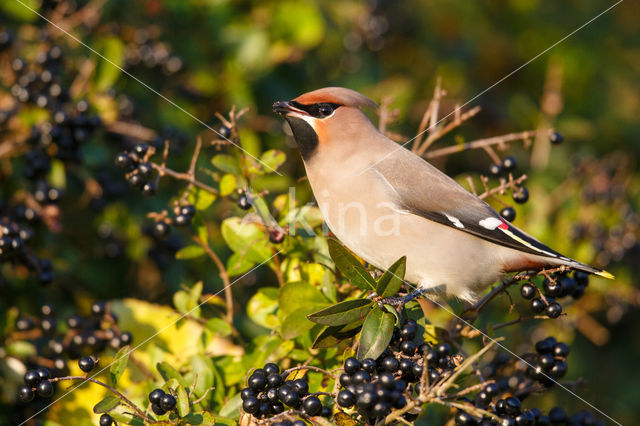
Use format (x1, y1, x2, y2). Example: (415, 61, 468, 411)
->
(372, 401, 391, 418)
(149, 388, 165, 405)
(339, 373, 351, 386)
(381, 356, 399, 373)
(120, 332, 132, 345)
(142, 182, 157, 196)
(37, 380, 54, 397)
(292, 379, 309, 396)
(152, 403, 166, 415)
(548, 406, 566, 423)
(128, 173, 145, 188)
(399, 359, 412, 374)
(240, 388, 255, 400)
(252, 368, 266, 376)
(218, 125, 231, 139)
(550, 360, 567, 379)
(520, 283, 536, 299)
(159, 393, 176, 411)
(78, 357, 95, 373)
(436, 342, 451, 357)
(302, 396, 322, 416)
(174, 214, 191, 227)
(152, 221, 170, 239)
(24, 370, 41, 387)
(549, 131, 563, 145)
(91, 301, 107, 316)
(18, 386, 34, 403)
(16, 317, 35, 331)
(558, 275, 576, 296)
(267, 373, 284, 388)
(399, 323, 416, 340)
(504, 396, 521, 415)
(248, 373, 267, 391)
(115, 153, 132, 169)
(180, 204, 196, 217)
(99, 413, 113, 426)
(539, 354, 554, 371)
(137, 162, 153, 177)
(474, 390, 491, 408)
(400, 340, 416, 355)
(502, 156, 517, 171)
(352, 370, 370, 384)
(237, 194, 251, 210)
(545, 302, 562, 318)
(361, 358, 376, 373)
(344, 357, 360, 374)
(280, 390, 300, 407)
(454, 411, 477, 426)
(134, 143, 149, 156)
(269, 228, 285, 244)
(489, 163, 503, 176)
(553, 342, 570, 358)
(530, 298, 545, 313)
(535, 337, 556, 354)
(484, 382, 499, 397)
(292, 421, 305, 426)
(513, 187, 529, 204)
(500, 207, 516, 222)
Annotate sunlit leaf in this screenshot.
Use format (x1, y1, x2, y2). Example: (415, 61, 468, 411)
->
(109, 345, 130, 386)
(247, 287, 279, 329)
(376, 256, 406, 298)
(328, 239, 376, 291)
(357, 309, 395, 360)
(211, 154, 241, 174)
(157, 362, 189, 388)
(260, 149, 286, 172)
(221, 217, 272, 265)
(205, 318, 232, 337)
(94, 37, 125, 91)
(92, 395, 119, 414)
(176, 245, 206, 260)
(176, 385, 190, 417)
(219, 173, 237, 196)
(307, 299, 373, 326)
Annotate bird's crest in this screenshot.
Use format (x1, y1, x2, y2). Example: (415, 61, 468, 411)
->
(293, 87, 378, 110)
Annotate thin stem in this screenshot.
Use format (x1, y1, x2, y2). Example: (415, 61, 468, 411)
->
(151, 162, 218, 195)
(48, 376, 152, 422)
(191, 234, 233, 324)
(425, 129, 549, 159)
(189, 386, 215, 406)
(281, 365, 335, 378)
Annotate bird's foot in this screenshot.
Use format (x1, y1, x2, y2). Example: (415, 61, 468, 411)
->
(377, 288, 427, 308)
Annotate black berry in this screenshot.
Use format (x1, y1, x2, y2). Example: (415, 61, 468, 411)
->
(99, 413, 113, 426)
(549, 131, 563, 145)
(149, 388, 165, 404)
(36, 380, 54, 397)
(159, 393, 176, 411)
(18, 385, 34, 403)
(520, 283, 536, 299)
(512, 187, 529, 204)
(500, 207, 516, 222)
(302, 395, 322, 416)
(78, 356, 95, 373)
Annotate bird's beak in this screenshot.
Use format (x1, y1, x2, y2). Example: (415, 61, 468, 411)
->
(272, 100, 308, 117)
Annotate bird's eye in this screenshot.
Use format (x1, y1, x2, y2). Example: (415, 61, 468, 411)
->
(317, 104, 333, 117)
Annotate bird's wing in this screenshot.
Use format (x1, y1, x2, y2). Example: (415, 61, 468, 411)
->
(371, 152, 567, 260)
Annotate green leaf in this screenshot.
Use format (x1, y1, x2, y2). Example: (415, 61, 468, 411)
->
(311, 321, 363, 349)
(247, 287, 279, 329)
(281, 306, 317, 339)
(175, 245, 206, 260)
(357, 308, 395, 360)
(307, 299, 373, 326)
(94, 37, 125, 91)
(109, 412, 144, 426)
(188, 187, 217, 211)
(328, 239, 376, 291)
(110, 345, 130, 386)
(219, 173, 237, 196)
(176, 385, 190, 417)
(221, 217, 272, 265)
(219, 392, 242, 419)
(278, 281, 328, 316)
(226, 252, 255, 276)
(211, 154, 241, 174)
(376, 256, 406, 298)
(205, 318, 232, 337)
(189, 355, 214, 398)
(157, 362, 189, 388)
(0, 0, 39, 23)
(92, 395, 120, 414)
(184, 412, 221, 425)
(260, 149, 286, 172)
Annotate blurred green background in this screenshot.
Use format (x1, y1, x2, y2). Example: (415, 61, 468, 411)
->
(1, 0, 639, 424)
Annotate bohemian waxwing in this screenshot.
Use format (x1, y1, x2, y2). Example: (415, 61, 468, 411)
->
(273, 87, 613, 302)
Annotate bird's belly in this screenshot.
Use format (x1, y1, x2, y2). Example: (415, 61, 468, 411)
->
(317, 196, 502, 301)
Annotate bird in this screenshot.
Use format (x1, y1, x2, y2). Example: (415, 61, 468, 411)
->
(272, 87, 613, 302)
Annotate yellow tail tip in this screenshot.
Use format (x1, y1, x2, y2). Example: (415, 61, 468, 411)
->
(596, 270, 615, 280)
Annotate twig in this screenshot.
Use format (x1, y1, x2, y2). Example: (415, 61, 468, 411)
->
(281, 365, 335, 378)
(189, 386, 215, 406)
(191, 234, 233, 324)
(47, 376, 153, 422)
(478, 174, 528, 200)
(151, 162, 218, 195)
(425, 129, 551, 159)
(417, 106, 481, 155)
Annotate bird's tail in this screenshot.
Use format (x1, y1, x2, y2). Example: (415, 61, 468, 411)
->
(561, 258, 614, 280)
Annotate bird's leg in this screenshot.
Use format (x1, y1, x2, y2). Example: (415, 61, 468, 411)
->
(378, 288, 428, 308)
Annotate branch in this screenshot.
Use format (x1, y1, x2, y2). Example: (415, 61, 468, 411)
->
(425, 129, 550, 159)
(190, 234, 233, 324)
(48, 376, 153, 422)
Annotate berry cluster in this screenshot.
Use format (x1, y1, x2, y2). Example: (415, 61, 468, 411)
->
(519, 271, 590, 318)
(18, 367, 54, 403)
(115, 143, 158, 196)
(241, 362, 329, 421)
(452, 337, 604, 425)
(336, 320, 442, 423)
(0, 213, 52, 285)
(122, 27, 183, 76)
(148, 388, 177, 416)
(11, 301, 132, 392)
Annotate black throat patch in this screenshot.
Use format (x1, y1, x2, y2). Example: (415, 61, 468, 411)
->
(285, 116, 318, 161)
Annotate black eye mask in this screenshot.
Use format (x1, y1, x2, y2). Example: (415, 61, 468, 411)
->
(289, 101, 341, 118)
